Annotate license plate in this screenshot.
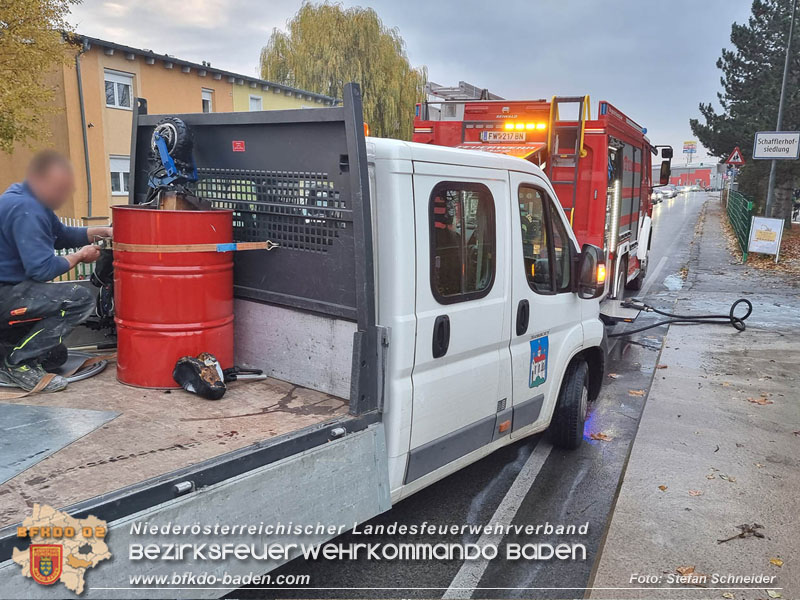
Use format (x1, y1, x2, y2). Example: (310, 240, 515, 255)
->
(481, 131, 526, 142)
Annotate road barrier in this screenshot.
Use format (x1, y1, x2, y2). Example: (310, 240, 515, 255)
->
(726, 190, 754, 262)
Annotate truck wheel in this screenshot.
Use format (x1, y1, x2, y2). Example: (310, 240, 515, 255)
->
(615, 259, 627, 299)
(626, 260, 646, 290)
(547, 359, 589, 450)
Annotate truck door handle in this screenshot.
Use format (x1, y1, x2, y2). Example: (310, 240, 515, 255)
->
(516, 299, 530, 336)
(432, 315, 450, 358)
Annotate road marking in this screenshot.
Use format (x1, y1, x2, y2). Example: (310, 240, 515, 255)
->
(443, 439, 553, 599)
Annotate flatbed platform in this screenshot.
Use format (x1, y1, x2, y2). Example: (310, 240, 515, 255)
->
(600, 298, 643, 324)
(0, 365, 348, 529)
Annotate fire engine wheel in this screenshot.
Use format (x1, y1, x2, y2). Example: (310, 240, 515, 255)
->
(626, 261, 646, 291)
(547, 359, 589, 450)
(615, 259, 627, 300)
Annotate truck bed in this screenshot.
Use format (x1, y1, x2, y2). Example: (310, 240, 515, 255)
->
(0, 366, 348, 530)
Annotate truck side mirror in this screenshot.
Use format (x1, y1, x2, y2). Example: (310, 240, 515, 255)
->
(659, 160, 671, 185)
(661, 147, 673, 159)
(577, 244, 605, 299)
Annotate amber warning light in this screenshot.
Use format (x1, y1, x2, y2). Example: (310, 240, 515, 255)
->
(597, 264, 607, 284)
(504, 122, 547, 131)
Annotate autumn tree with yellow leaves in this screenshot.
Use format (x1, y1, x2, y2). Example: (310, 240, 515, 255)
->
(0, 0, 78, 153)
(260, 3, 426, 140)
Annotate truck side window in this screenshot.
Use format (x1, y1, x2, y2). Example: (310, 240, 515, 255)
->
(550, 208, 572, 292)
(517, 186, 552, 293)
(429, 182, 495, 303)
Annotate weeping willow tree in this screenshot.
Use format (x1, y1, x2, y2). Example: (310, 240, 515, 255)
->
(0, 0, 79, 152)
(260, 3, 426, 140)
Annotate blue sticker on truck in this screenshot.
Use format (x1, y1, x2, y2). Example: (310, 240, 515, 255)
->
(529, 335, 549, 388)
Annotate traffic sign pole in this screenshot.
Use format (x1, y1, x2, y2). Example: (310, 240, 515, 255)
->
(765, 0, 797, 218)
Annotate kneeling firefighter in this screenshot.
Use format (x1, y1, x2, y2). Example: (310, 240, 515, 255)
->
(0, 151, 112, 392)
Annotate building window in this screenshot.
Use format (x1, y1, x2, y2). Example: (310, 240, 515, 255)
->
(109, 156, 130, 196)
(202, 89, 213, 113)
(429, 182, 495, 304)
(104, 70, 133, 109)
(249, 95, 262, 111)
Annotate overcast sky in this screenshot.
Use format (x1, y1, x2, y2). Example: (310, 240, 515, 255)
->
(69, 0, 756, 161)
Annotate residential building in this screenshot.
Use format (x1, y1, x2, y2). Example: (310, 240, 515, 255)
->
(0, 35, 335, 220)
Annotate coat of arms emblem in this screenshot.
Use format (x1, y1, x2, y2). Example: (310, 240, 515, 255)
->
(30, 544, 63, 585)
(529, 335, 549, 388)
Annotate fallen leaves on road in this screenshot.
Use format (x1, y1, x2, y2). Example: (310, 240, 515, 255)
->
(628, 389, 646, 396)
(590, 432, 613, 441)
(769, 558, 784, 568)
(688, 490, 703, 496)
(747, 396, 774, 405)
(719, 473, 737, 483)
(755, 463, 765, 468)
(717, 523, 764, 544)
(673, 565, 709, 586)
(793, 430, 800, 436)
(706, 473, 715, 479)
(658, 485, 668, 491)
(722, 593, 734, 599)
(767, 590, 782, 598)
(608, 373, 620, 379)
(656, 364, 668, 369)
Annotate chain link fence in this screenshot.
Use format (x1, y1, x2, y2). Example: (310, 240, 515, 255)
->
(725, 190, 754, 263)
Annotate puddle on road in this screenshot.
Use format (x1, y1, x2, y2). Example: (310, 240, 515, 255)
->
(663, 273, 685, 291)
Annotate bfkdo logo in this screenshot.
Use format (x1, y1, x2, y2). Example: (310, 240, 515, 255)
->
(30, 544, 62, 585)
(13, 504, 111, 595)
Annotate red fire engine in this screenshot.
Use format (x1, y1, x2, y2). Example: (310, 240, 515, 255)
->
(413, 92, 673, 299)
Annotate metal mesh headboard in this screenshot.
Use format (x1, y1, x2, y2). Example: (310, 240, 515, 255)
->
(195, 168, 347, 254)
(129, 86, 373, 325)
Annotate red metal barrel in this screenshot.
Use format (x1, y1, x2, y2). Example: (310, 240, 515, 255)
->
(112, 206, 234, 388)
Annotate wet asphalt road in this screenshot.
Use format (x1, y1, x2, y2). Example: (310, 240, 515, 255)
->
(234, 192, 710, 600)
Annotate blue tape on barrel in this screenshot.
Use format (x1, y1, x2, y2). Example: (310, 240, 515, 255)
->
(216, 243, 237, 252)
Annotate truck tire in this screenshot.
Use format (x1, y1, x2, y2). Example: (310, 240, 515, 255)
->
(547, 359, 589, 450)
(614, 258, 627, 299)
(626, 260, 646, 290)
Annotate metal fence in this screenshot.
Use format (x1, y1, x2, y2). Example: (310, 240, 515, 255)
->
(53, 217, 101, 282)
(726, 190, 754, 262)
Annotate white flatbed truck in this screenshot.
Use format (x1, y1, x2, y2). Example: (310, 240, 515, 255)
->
(0, 84, 607, 599)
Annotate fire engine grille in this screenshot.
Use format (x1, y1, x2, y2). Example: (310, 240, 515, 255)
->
(194, 168, 349, 254)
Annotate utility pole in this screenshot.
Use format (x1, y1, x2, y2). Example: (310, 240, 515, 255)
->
(765, 0, 798, 217)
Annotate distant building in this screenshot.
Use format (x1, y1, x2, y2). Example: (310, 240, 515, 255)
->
(0, 35, 335, 220)
(652, 163, 726, 189)
(422, 81, 503, 121)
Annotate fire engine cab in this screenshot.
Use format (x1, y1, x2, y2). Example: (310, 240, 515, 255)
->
(413, 87, 673, 300)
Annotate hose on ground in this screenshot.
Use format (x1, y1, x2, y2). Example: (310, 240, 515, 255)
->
(608, 298, 752, 338)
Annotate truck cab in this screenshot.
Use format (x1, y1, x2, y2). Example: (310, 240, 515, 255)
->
(367, 138, 607, 497)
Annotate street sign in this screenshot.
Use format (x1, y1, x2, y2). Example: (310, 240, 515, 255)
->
(683, 140, 697, 154)
(752, 131, 800, 160)
(747, 216, 785, 262)
(725, 146, 745, 166)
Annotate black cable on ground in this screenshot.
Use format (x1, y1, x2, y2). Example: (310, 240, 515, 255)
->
(608, 298, 752, 338)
